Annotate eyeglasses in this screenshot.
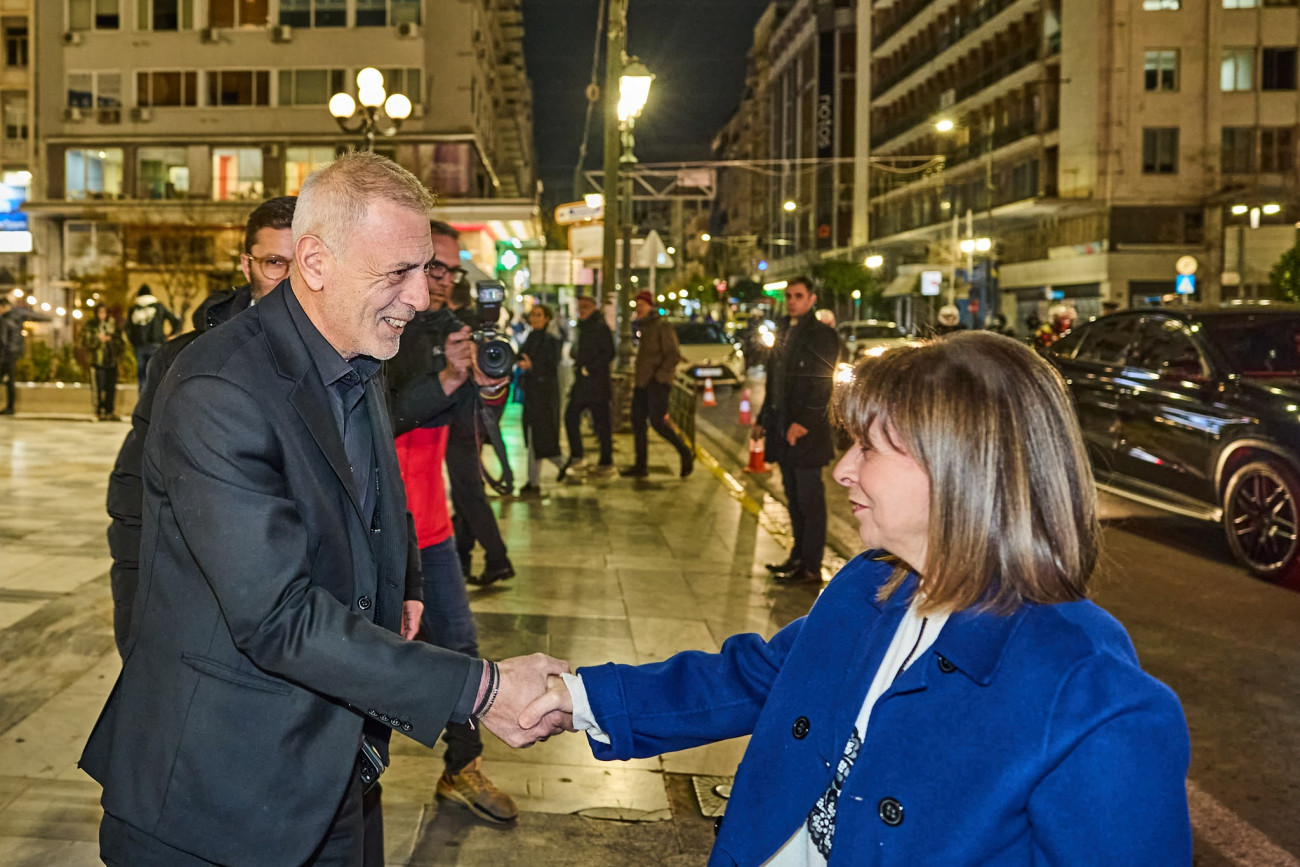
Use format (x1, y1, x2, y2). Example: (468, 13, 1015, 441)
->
(426, 259, 468, 282)
(244, 254, 290, 280)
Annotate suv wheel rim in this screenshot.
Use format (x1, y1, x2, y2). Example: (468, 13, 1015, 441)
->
(1228, 466, 1299, 573)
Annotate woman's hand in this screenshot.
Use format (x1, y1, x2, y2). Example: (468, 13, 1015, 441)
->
(517, 674, 575, 733)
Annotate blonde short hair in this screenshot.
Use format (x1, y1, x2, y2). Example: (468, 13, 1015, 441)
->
(293, 151, 435, 259)
(832, 331, 1098, 614)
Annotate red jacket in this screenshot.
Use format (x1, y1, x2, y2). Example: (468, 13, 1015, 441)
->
(394, 427, 452, 548)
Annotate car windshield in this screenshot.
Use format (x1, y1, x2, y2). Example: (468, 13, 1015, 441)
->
(842, 323, 902, 340)
(1201, 313, 1300, 376)
(675, 323, 729, 344)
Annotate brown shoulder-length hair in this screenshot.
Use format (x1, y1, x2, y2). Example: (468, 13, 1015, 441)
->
(831, 330, 1098, 614)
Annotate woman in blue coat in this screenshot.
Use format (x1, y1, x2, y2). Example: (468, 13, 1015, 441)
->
(521, 331, 1192, 865)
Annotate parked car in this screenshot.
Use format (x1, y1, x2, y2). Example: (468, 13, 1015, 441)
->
(837, 319, 918, 360)
(1041, 301, 1300, 581)
(672, 320, 746, 384)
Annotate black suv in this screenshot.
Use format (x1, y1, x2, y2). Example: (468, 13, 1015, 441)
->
(1043, 302, 1300, 581)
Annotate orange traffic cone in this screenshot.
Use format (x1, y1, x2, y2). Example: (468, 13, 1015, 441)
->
(701, 378, 717, 407)
(743, 437, 770, 474)
(738, 388, 752, 425)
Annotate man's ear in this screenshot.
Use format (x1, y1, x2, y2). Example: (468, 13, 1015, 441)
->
(296, 235, 330, 292)
(239, 255, 253, 285)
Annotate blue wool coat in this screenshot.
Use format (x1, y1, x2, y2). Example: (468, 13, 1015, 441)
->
(580, 555, 1192, 866)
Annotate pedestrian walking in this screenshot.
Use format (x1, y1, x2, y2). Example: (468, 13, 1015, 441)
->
(80, 152, 567, 866)
(517, 303, 564, 495)
(80, 304, 125, 420)
(125, 284, 179, 390)
(752, 276, 838, 584)
(522, 332, 1193, 865)
(0, 295, 50, 415)
(621, 290, 693, 479)
(560, 294, 615, 479)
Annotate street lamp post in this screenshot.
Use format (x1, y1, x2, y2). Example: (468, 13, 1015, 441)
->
(613, 59, 653, 375)
(329, 68, 412, 151)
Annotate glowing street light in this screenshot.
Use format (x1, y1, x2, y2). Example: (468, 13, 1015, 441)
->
(618, 60, 654, 122)
(329, 68, 411, 151)
(864, 254, 884, 269)
(782, 200, 798, 212)
(935, 118, 956, 133)
(700, 233, 712, 242)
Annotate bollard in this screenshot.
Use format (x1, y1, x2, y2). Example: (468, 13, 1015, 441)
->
(743, 436, 770, 474)
(738, 388, 752, 425)
(701, 377, 717, 408)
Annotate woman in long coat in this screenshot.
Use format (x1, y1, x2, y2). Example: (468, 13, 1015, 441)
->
(517, 303, 563, 495)
(81, 304, 125, 420)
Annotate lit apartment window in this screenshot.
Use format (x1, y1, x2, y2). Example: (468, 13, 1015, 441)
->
(1223, 0, 1257, 6)
(138, 71, 198, 107)
(137, 147, 190, 199)
(209, 0, 268, 27)
(1221, 127, 1256, 172)
(1262, 48, 1298, 90)
(3, 19, 27, 68)
(208, 71, 271, 106)
(278, 69, 345, 105)
(356, 0, 421, 25)
(284, 146, 335, 195)
(1260, 126, 1296, 171)
(379, 68, 422, 104)
(1142, 128, 1179, 174)
(68, 71, 123, 109)
(213, 148, 264, 200)
(1142, 0, 1179, 8)
(1144, 50, 1178, 91)
(280, 0, 345, 28)
(140, 0, 193, 31)
(65, 148, 124, 200)
(1221, 48, 1253, 91)
(69, 0, 121, 31)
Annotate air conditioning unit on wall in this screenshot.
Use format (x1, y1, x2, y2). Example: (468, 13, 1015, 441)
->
(397, 21, 420, 38)
(63, 107, 84, 122)
(131, 107, 153, 122)
(271, 24, 292, 43)
(62, 31, 83, 46)
(200, 27, 219, 43)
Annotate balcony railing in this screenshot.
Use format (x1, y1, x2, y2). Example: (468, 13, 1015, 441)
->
(874, 0, 1023, 95)
(874, 0, 938, 48)
(944, 115, 1038, 168)
(871, 41, 1041, 149)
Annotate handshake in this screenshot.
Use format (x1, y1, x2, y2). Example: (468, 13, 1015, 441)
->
(477, 653, 581, 748)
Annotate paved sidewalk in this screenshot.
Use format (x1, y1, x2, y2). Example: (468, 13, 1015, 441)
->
(0, 404, 822, 866)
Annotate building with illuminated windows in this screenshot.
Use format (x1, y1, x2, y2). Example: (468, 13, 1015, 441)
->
(26, 0, 539, 324)
(855, 0, 1300, 330)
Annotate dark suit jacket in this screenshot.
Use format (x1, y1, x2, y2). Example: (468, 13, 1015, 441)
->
(80, 285, 476, 865)
(756, 314, 839, 468)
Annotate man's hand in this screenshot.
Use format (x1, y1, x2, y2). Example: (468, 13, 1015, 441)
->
(400, 600, 423, 640)
(786, 422, 808, 446)
(518, 675, 576, 733)
(517, 353, 532, 372)
(438, 326, 475, 394)
(481, 653, 571, 747)
(750, 424, 764, 442)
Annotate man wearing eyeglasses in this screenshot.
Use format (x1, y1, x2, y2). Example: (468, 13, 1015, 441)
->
(106, 197, 319, 657)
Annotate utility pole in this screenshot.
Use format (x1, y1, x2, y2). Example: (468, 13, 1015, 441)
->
(600, 0, 625, 330)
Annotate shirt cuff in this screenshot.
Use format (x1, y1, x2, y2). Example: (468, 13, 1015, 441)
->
(450, 658, 487, 724)
(561, 672, 610, 744)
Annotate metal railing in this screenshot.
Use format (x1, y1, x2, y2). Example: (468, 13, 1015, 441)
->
(668, 372, 699, 448)
(874, 0, 1023, 95)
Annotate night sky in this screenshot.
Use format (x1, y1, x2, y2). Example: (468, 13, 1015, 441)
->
(522, 0, 771, 207)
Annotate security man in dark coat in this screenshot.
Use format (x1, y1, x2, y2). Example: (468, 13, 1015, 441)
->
(561, 293, 615, 477)
(752, 276, 839, 583)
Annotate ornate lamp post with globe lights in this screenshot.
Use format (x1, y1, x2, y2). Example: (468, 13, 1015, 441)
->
(329, 68, 412, 152)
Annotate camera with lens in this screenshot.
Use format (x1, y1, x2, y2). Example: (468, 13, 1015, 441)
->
(470, 280, 516, 379)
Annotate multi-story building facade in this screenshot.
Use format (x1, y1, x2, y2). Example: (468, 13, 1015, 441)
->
(27, 0, 538, 324)
(0, 2, 33, 294)
(858, 0, 1300, 330)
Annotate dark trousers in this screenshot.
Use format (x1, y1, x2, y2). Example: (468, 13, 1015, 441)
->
(93, 364, 118, 416)
(419, 537, 482, 773)
(564, 385, 613, 465)
(0, 355, 14, 410)
(446, 420, 510, 572)
(781, 462, 826, 569)
(631, 382, 689, 468)
(100, 763, 385, 866)
(134, 343, 159, 391)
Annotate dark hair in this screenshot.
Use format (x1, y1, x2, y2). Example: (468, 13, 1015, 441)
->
(787, 275, 815, 295)
(532, 303, 554, 322)
(449, 279, 472, 309)
(244, 196, 297, 254)
(832, 331, 1098, 615)
(137, 285, 152, 297)
(430, 219, 459, 241)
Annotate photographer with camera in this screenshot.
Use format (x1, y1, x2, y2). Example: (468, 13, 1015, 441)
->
(385, 220, 519, 824)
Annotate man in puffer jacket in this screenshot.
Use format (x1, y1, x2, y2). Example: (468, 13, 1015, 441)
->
(125, 284, 179, 389)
